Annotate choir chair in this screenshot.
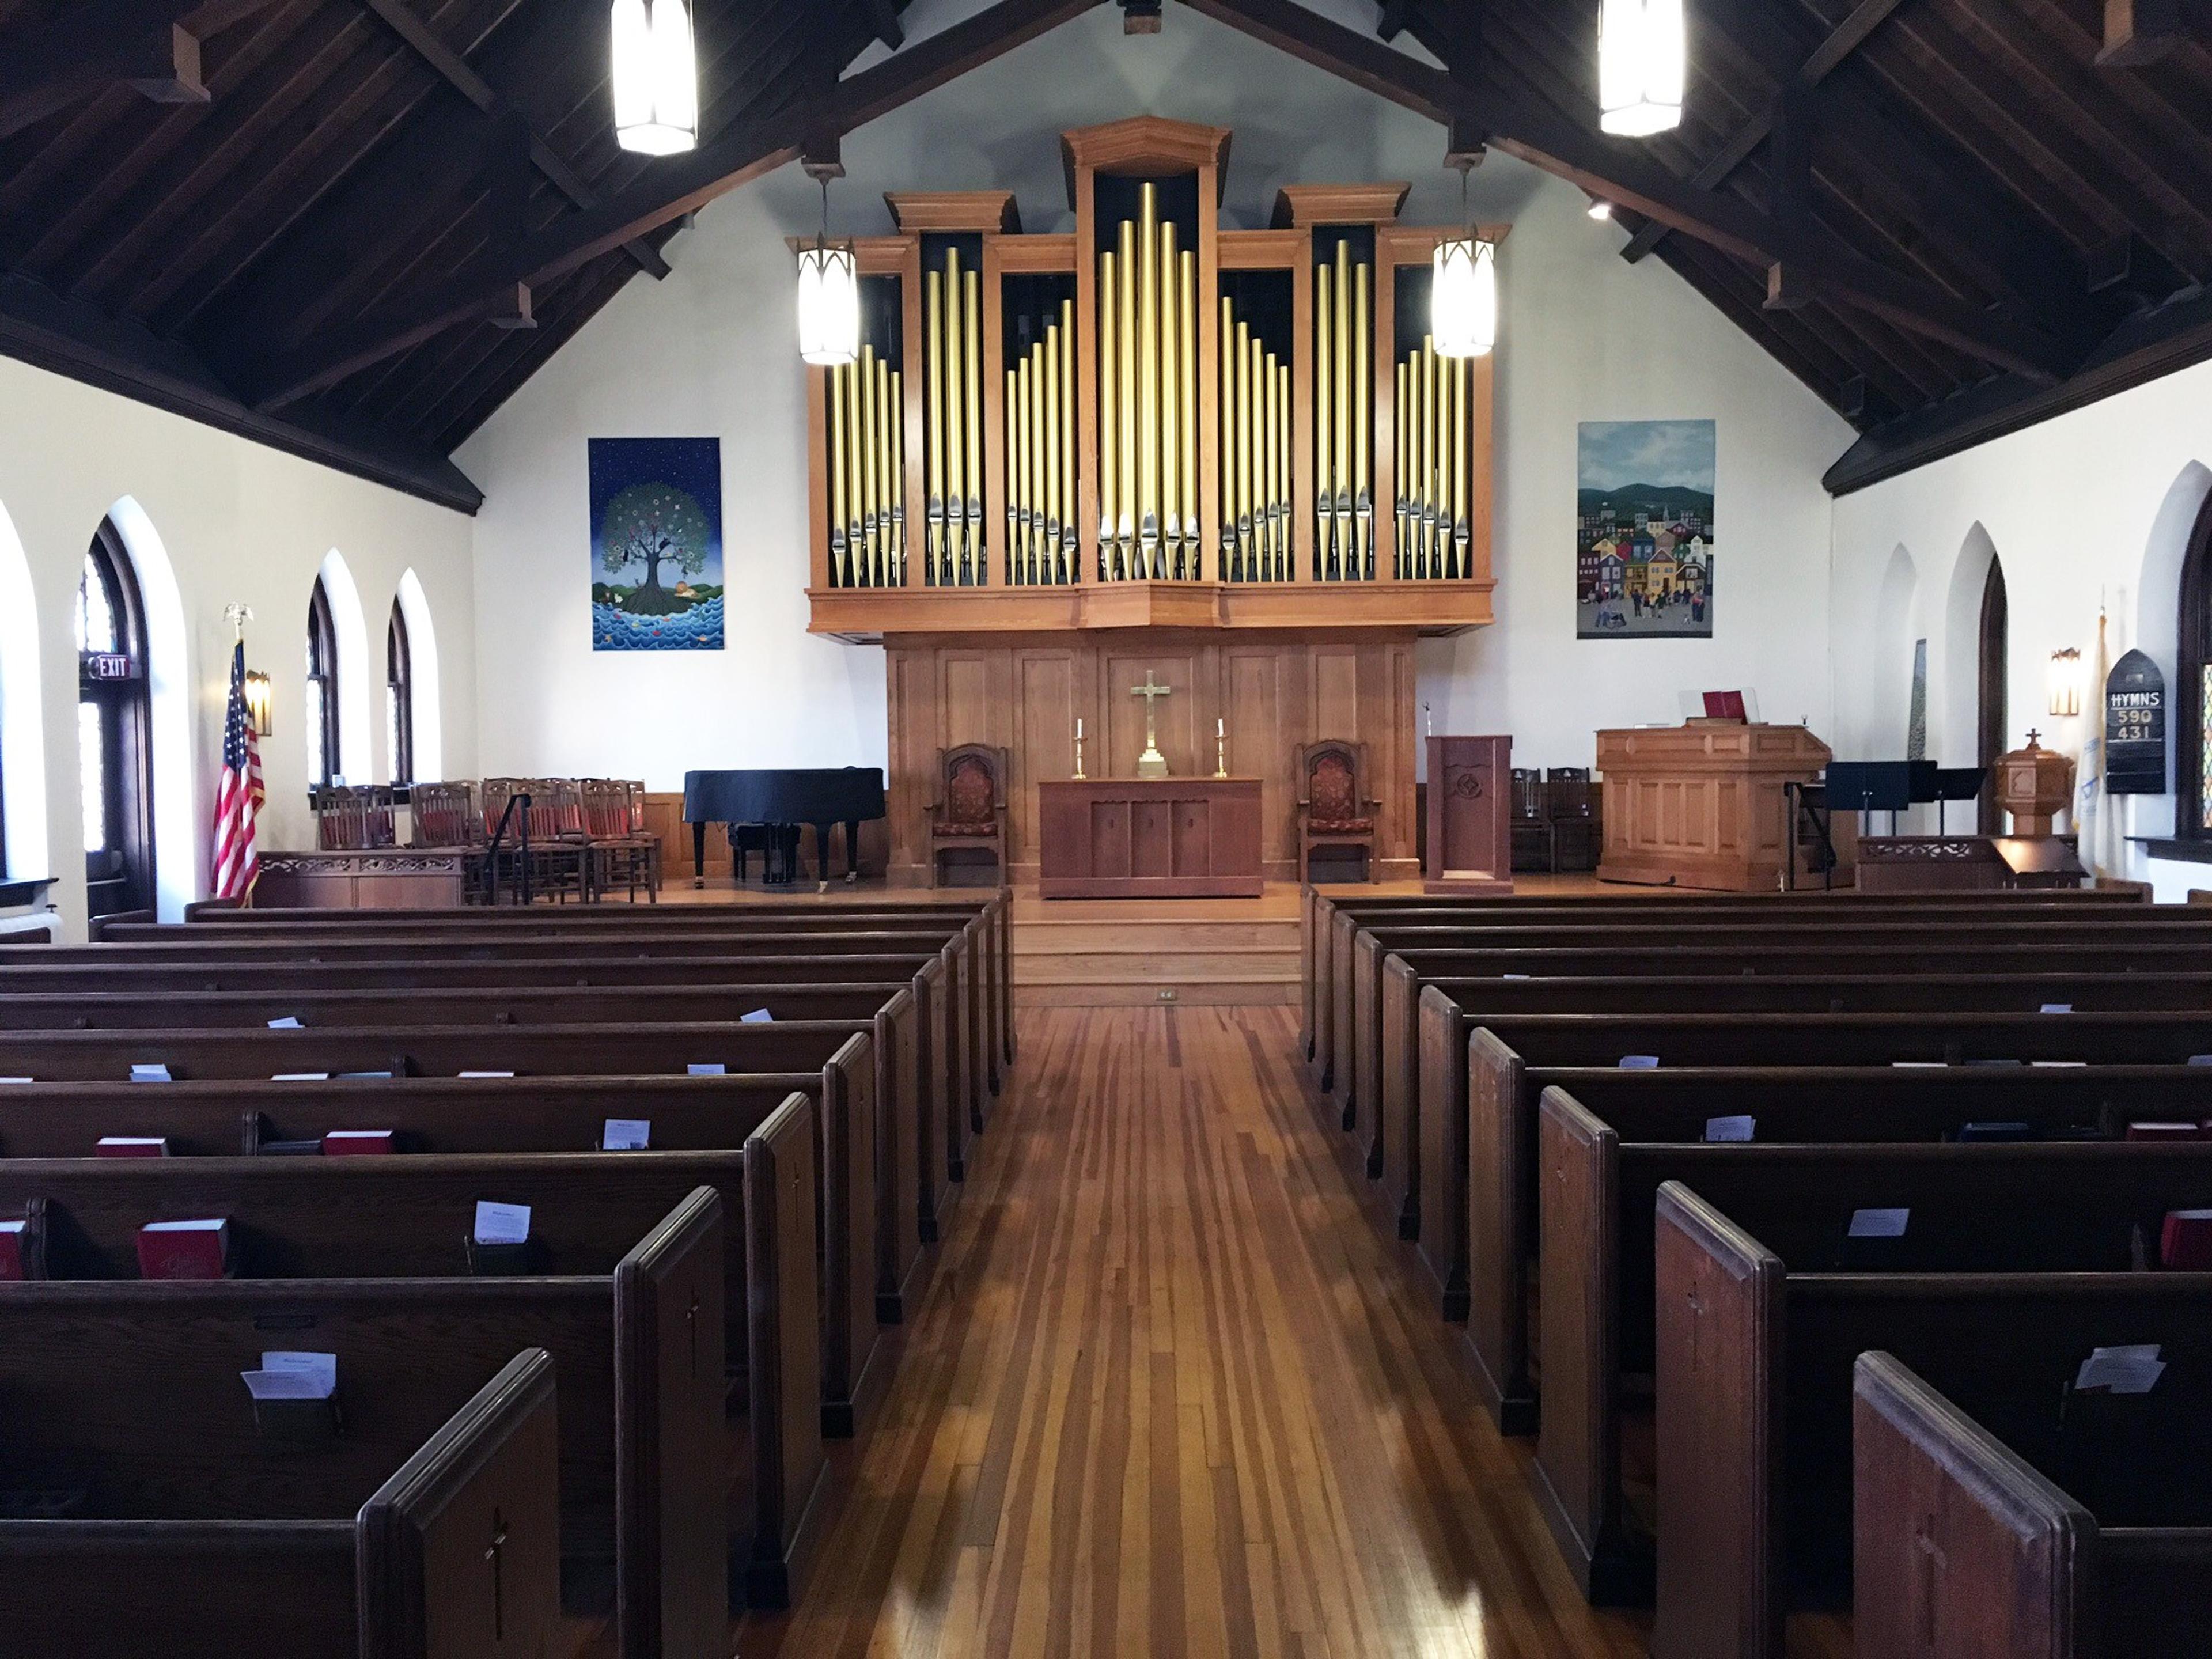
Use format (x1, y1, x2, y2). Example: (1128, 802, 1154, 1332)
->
(1297, 740, 1379, 883)
(928, 744, 1008, 888)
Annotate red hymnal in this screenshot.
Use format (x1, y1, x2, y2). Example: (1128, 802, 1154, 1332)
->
(97, 1137, 171, 1158)
(2126, 1122, 2205, 1142)
(2161, 1210, 2212, 1271)
(321, 1130, 396, 1157)
(1702, 690, 1748, 721)
(0, 1219, 29, 1281)
(136, 1218, 229, 1280)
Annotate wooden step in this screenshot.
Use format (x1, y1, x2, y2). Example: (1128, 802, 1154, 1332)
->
(1012, 918, 1299, 952)
(1014, 980, 1300, 1008)
(1016, 949, 1298, 984)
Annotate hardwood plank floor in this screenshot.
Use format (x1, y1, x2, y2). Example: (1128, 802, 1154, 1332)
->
(740, 1006, 1654, 1658)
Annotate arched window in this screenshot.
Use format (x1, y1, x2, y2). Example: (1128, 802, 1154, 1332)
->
(1976, 558, 2008, 834)
(78, 521, 153, 917)
(2176, 493, 2212, 842)
(386, 600, 414, 788)
(306, 576, 340, 788)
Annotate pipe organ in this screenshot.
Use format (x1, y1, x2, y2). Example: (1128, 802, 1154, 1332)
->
(805, 118, 1503, 638)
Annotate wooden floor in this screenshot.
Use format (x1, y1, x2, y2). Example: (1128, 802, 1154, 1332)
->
(736, 1006, 1656, 1658)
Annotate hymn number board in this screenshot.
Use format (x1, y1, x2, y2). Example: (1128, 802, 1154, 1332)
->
(2104, 648, 2166, 794)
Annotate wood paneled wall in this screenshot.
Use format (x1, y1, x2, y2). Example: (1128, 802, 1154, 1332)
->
(887, 632, 1419, 885)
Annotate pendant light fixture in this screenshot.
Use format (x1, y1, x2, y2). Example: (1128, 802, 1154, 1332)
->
(794, 171, 859, 367)
(612, 0, 697, 156)
(1598, 0, 1685, 138)
(1431, 157, 1497, 359)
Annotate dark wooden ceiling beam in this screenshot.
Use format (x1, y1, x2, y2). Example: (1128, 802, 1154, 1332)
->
(1619, 0, 1904, 263)
(1185, 0, 2071, 380)
(0, 268, 481, 509)
(1375, 0, 1414, 43)
(242, 0, 1103, 410)
(0, 0, 259, 141)
(356, 0, 670, 279)
(2094, 0, 2207, 66)
(865, 0, 904, 51)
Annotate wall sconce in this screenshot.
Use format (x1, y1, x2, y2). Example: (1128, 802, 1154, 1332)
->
(2046, 646, 2082, 718)
(244, 669, 274, 737)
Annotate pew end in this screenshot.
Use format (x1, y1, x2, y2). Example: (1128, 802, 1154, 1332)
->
(743, 1092, 828, 1609)
(1462, 1025, 1534, 1433)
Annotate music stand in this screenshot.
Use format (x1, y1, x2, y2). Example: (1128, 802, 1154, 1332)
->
(1931, 766, 1986, 836)
(1823, 762, 1918, 836)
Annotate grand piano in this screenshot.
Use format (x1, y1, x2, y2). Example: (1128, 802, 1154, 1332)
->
(681, 767, 888, 886)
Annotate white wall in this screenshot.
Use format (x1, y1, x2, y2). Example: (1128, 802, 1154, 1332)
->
(0, 355, 477, 935)
(460, 3, 1854, 785)
(1830, 355, 2212, 898)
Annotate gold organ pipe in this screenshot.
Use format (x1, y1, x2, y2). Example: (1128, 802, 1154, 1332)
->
(1103, 236, 1121, 576)
(961, 269, 982, 585)
(827, 360, 849, 588)
(1028, 341, 1047, 584)
(1452, 353, 1470, 581)
(878, 352, 896, 586)
(1041, 324, 1060, 586)
(859, 343, 880, 586)
(1177, 251, 1199, 579)
(1277, 359, 1292, 581)
(1234, 316, 1253, 582)
(1393, 359, 1407, 577)
(1420, 336, 1440, 579)
(1218, 296, 1235, 581)
(1331, 241, 1352, 581)
(1403, 342, 1423, 578)
(1248, 332, 1264, 580)
(1313, 263, 1332, 584)
(1005, 365, 1021, 582)
(1157, 215, 1177, 580)
(1135, 185, 1160, 579)
(1115, 219, 1136, 579)
(1353, 260, 1371, 579)
(924, 272, 945, 586)
(889, 366, 905, 585)
(1024, 354, 1041, 583)
(865, 351, 882, 585)
(942, 251, 967, 584)
(1059, 298, 1076, 584)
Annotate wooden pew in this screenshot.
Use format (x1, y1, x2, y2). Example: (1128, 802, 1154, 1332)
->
(1536, 1085, 2212, 1600)
(1453, 1013, 2212, 1429)
(0, 1346, 563, 1658)
(1301, 887, 2149, 1084)
(0, 1184, 731, 1649)
(0, 979, 941, 1322)
(0, 1021, 884, 1433)
(1853, 1350, 2212, 1658)
(1653, 1178, 2212, 1659)
(14, 929, 990, 1148)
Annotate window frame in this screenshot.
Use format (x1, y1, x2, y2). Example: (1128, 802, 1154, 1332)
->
(386, 601, 414, 790)
(78, 521, 153, 918)
(2176, 493, 2212, 846)
(307, 575, 340, 790)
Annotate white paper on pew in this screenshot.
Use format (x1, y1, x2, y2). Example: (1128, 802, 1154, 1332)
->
(741, 1009, 774, 1024)
(272, 1072, 330, 1082)
(1618, 1055, 1660, 1070)
(336, 1070, 393, 1080)
(1704, 1115, 1755, 1142)
(267, 1016, 304, 1029)
(260, 1351, 337, 1396)
(142, 1218, 224, 1232)
(459, 1071, 514, 1079)
(1891, 1061, 1946, 1068)
(603, 1119, 650, 1151)
(1503, 974, 1531, 980)
(241, 1369, 328, 1401)
(2031, 1060, 2088, 1068)
(129, 1063, 171, 1083)
(2040, 1003, 2073, 1014)
(687, 1063, 726, 1076)
(2192, 1055, 2212, 1067)
(0, 1077, 29, 1085)
(2078, 1344, 2165, 1395)
(1848, 1207, 1910, 1238)
(473, 1201, 531, 1245)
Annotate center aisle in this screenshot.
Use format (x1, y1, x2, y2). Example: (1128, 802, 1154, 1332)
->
(740, 1006, 1657, 1658)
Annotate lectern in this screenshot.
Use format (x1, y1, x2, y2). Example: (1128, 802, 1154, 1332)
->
(1423, 736, 1514, 894)
(1596, 722, 1831, 891)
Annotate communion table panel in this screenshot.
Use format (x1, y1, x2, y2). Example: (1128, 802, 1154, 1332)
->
(1037, 778, 1264, 899)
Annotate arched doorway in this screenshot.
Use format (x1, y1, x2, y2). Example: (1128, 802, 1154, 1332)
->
(1975, 557, 2008, 834)
(78, 519, 153, 917)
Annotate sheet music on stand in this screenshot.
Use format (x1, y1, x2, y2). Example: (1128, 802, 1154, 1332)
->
(1677, 688, 1761, 724)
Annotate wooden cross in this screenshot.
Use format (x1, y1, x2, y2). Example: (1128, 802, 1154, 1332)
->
(1130, 669, 1172, 710)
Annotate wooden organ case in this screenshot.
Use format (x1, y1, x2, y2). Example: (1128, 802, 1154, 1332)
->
(798, 117, 1506, 887)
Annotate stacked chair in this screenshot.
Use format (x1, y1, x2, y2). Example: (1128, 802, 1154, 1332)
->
(0, 888, 1014, 1650)
(1302, 881, 2212, 1657)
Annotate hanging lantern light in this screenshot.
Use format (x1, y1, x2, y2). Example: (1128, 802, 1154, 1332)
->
(1431, 157, 1496, 359)
(612, 0, 697, 157)
(794, 175, 859, 367)
(1599, 0, 1685, 138)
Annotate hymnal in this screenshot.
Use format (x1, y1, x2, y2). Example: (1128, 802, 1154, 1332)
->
(96, 1137, 171, 1158)
(741, 1009, 774, 1024)
(321, 1130, 395, 1156)
(2160, 1210, 2212, 1271)
(473, 1201, 531, 1245)
(1848, 1207, 1910, 1238)
(2076, 1344, 2164, 1395)
(266, 1016, 304, 1029)
(1618, 1055, 1660, 1070)
(2040, 1002, 2073, 1014)
(136, 1218, 229, 1279)
(242, 1351, 337, 1400)
(0, 1217, 36, 1281)
(128, 1063, 171, 1083)
(1703, 1115, 1755, 1142)
(601, 1119, 650, 1151)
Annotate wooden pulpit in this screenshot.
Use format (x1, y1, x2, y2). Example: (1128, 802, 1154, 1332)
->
(1423, 736, 1514, 894)
(1595, 722, 1831, 891)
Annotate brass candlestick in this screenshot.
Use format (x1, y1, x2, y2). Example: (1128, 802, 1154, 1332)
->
(1214, 718, 1228, 778)
(1074, 719, 1085, 780)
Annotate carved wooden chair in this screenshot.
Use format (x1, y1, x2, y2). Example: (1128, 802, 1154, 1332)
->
(313, 785, 396, 851)
(1547, 766, 1600, 873)
(581, 778, 658, 903)
(1509, 767, 1554, 873)
(927, 744, 1008, 888)
(478, 777, 590, 904)
(1296, 740, 1378, 883)
(407, 780, 491, 902)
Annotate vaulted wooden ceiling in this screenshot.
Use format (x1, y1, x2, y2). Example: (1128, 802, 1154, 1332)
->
(1, 0, 2207, 511)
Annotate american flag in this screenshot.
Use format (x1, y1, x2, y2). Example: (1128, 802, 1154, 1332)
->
(211, 641, 262, 900)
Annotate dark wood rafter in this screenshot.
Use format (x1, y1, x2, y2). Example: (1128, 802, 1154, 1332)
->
(0, 0, 255, 142)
